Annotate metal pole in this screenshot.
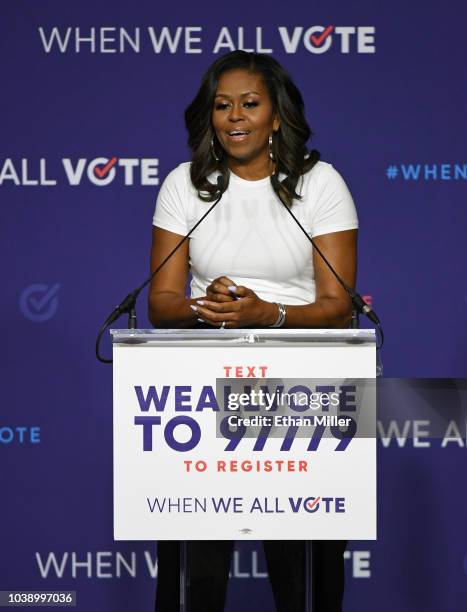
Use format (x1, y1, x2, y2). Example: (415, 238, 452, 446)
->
(305, 540, 313, 612)
(180, 541, 189, 612)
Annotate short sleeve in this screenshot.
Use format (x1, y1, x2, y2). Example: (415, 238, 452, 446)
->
(310, 163, 358, 238)
(152, 164, 190, 235)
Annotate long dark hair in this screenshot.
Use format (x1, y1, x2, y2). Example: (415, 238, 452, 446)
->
(184, 50, 320, 205)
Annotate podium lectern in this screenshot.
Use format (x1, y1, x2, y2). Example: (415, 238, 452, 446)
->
(112, 329, 377, 611)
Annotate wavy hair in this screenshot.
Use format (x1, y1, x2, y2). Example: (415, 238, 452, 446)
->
(184, 50, 320, 205)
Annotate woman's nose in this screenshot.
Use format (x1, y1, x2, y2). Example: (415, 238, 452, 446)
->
(228, 102, 244, 121)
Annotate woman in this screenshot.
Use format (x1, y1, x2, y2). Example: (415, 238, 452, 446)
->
(149, 51, 357, 612)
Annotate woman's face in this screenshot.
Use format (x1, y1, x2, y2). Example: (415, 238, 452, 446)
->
(212, 69, 280, 169)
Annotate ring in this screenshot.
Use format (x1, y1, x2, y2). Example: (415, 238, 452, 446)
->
(220, 321, 226, 329)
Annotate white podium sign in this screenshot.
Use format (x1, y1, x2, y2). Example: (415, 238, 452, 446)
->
(112, 329, 376, 541)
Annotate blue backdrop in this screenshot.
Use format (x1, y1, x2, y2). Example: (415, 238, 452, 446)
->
(1, 1, 466, 610)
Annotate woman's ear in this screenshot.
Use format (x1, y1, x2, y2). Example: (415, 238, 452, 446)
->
(273, 114, 280, 132)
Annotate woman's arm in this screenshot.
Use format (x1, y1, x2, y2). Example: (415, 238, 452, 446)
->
(147, 226, 199, 328)
(193, 229, 357, 329)
(283, 228, 357, 328)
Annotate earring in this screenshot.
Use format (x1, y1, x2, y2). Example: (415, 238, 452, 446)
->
(268, 134, 275, 162)
(211, 138, 221, 162)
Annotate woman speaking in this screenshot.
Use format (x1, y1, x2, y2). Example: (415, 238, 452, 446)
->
(149, 50, 357, 612)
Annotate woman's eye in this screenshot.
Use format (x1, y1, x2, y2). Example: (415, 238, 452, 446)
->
(214, 101, 259, 110)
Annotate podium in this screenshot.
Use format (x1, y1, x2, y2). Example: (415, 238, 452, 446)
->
(112, 328, 377, 610)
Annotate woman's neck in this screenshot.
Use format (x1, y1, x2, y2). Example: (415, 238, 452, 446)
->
(228, 156, 275, 181)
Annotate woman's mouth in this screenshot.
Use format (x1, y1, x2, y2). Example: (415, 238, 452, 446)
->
(226, 130, 251, 142)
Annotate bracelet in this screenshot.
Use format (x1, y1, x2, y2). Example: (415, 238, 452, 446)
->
(270, 302, 286, 328)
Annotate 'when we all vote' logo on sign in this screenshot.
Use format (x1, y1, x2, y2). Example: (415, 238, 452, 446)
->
(0, 157, 159, 186)
(37, 25, 376, 55)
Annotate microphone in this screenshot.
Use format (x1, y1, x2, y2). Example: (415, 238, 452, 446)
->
(96, 175, 227, 363)
(274, 186, 384, 347)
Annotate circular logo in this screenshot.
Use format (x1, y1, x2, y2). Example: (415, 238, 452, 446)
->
(19, 283, 60, 322)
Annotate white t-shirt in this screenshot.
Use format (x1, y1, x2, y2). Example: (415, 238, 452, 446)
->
(152, 161, 358, 305)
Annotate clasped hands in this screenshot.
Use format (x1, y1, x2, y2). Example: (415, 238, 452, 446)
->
(191, 276, 276, 329)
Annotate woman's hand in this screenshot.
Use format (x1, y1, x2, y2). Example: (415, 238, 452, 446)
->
(193, 284, 277, 328)
(206, 276, 237, 303)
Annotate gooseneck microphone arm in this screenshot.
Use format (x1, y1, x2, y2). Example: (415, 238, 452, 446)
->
(275, 187, 384, 348)
(95, 175, 227, 364)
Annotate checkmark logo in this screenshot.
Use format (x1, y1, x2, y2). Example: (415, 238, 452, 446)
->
(306, 497, 321, 510)
(20, 283, 60, 322)
(310, 26, 334, 46)
(94, 156, 118, 178)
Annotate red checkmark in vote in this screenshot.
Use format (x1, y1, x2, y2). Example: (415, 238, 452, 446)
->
(310, 26, 334, 46)
(94, 156, 118, 178)
(306, 496, 321, 510)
